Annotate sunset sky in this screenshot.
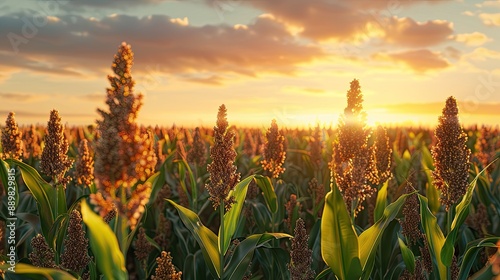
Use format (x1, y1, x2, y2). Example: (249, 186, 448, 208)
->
(0, 0, 499, 128)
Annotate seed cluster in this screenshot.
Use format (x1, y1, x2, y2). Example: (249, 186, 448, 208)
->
(187, 127, 206, 166)
(75, 139, 94, 187)
(432, 96, 471, 210)
(1, 112, 23, 160)
(151, 251, 182, 280)
(206, 104, 240, 211)
(40, 110, 73, 186)
(288, 218, 315, 280)
(92, 42, 157, 229)
(261, 119, 287, 178)
(60, 210, 91, 272)
(331, 79, 374, 215)
(29, 234, 56, 268)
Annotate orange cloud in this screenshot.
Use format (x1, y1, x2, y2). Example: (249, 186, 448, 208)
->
(0, 14, 325, 81)
(382, 17, 454, 47)
(453, 32, 491, 46)
(374, 49, 450, 72)
(479, 13, 500, 26)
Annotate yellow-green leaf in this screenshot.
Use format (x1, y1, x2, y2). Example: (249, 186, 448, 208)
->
(2, 263, 77, 280)
(6, 159, 55, 239)
(81, 201, 127, 280)
(321, 184, 362, 280)
(168, 199, 220, 278)
(398, 237, 415, 274)
(418, 194, 447, 280)
(221, 175, 254, 255)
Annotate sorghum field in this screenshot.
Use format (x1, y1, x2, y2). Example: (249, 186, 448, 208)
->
(1, 43, 500, 280)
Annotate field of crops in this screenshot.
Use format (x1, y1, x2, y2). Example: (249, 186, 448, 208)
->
(1, 43, 500, 280)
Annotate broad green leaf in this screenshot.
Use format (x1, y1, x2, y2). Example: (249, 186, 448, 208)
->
(0, 160, 19, 211)
(374, 180, 388, 222)
(168, 199, 220, 278)
(223, 233, 291, 280)
(441, 163, 493, 267)
(418, 194, 447, 280)
(221, 175, 254, 255)
(55, 185, 66, 220)
(6, 159, 55, 238)
(398, 237, 415, 274)
(315, 268, 332, 280)
(254, 175, 278, 213)
(469, 263, 495, 280)
(421, 153, 440, 213)
(81, 201, 127, 280)
(321, 184, 362, 280)
(2, 263, 77, 280)
(359, 192, 412, 279)
(458, 237, 500, 280)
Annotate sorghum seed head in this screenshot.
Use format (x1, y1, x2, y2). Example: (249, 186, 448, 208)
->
(1, 112, 23, 160)
(288, 218, 315, 280)
(400, 181, 421, 246)
(431, 96, 471, 210)
(206, 104, 240, 211)
(75, 139, 94, 187)
(151, 251, 182, 280)
(368, 125, 392, 185)
(135, 227, 152, 263)
(261, 119, 286, 178)
(22, 124, 41, 160)
(187, 127, 207, 166)
(60, 210, 91, 272)
(330, 79, 374, 216)
(29, 234, 56, 268)
(40, 110, 73, 186)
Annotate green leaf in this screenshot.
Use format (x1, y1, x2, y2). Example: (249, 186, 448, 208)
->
(418, 194, 447, 280)
(321, 184, 362, 280)
(398, 237, 415, 274)
(221, 175, 254, 255)
(359, 192, 412, 279)
(441, 162, 494, 267)
(374, 180, 388, 222)
(6, 159, 55, 238)
(0, 160, 19, 210)
(458, 237, 500, 280)
(81, 201, 127, 280)
(254, 175, 278, 213)
(2, 263, 77, 280)
(223, 233, 291, 280)
(168, 199, 220, 278)
(315, 268, 332, 280)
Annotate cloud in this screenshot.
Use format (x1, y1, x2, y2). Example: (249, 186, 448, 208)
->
(0, 13, 324, 81)
(465, 47, 500, 61)
(183, 75, 224, 85)
(0, 92, 49, 102)
(477, 1, 500, 8)
(381, 17, 454, 47)
(479, 13, 500, 26)
(453, 32, 491, 46)
(374, 49, 450, 72)
(462, 11, 475, 16)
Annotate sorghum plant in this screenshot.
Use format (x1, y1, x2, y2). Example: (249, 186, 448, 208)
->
(431, 96, 471, 211)
(330, 79, 374, 216)
(40, 110, 73, 187)
(1, 112, 23, 160)
(92, 42, 157, 247)
(261, 119, 286, 178)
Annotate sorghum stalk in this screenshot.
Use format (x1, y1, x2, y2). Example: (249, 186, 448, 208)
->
(431, 96, 470, 235)
(205, 104, 240, 279)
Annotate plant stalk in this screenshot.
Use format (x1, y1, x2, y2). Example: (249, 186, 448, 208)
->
(219, 200, 225, 280)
